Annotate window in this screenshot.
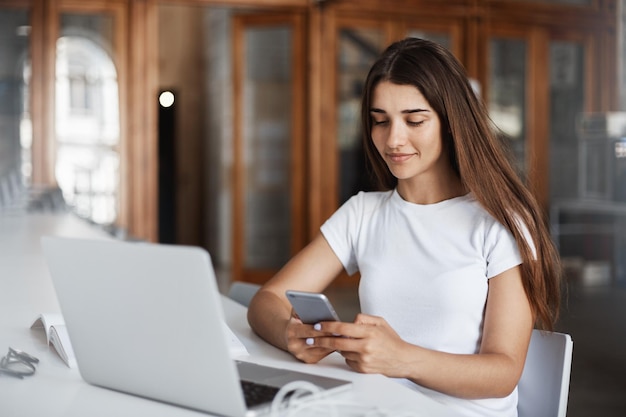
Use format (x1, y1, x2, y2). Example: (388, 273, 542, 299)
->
(55, 15, 120, 225)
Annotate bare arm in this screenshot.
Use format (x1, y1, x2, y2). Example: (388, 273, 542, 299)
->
(313, 266, 534, 399)
(247, 233, 345, 352)
(248, 235, 533, 398)
(408, 266, 533, 398)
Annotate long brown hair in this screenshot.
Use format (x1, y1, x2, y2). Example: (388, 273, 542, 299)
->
(361, 37, 561, 330)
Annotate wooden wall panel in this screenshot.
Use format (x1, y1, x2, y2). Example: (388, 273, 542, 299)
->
(127, 0, 158, 241)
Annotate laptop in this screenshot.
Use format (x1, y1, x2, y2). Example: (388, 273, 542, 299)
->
(41, 236, 351, 417)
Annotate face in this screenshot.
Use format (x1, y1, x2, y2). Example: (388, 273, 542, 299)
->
(370, 81, 448, 186)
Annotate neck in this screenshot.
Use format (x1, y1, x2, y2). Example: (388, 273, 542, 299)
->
(396, 173, 466, 205)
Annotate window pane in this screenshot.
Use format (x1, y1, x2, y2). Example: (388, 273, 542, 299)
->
(243, 26, 292, 269)
(488, 38, 527, 179)
(549, 41, 584, 201)
(0, 9, 30, 188)
(337, 28, 385, 203)
(56, 13, 120, 225)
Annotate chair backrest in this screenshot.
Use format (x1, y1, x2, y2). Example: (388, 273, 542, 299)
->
(518, 329, 573, 417)
(227, 281, 261, 307)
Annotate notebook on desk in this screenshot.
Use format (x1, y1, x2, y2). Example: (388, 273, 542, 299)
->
(41, 236, 351, 417)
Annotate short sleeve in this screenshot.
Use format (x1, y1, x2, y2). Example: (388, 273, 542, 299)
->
(484, 220, 523, 279)
(319, 194, 363, 275)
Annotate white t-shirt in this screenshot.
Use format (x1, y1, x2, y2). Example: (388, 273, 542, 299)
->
(320, 189, 523, 417)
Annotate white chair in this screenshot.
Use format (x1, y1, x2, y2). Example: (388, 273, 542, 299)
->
(518, 329, 574, 417)
(227, 281, 261, 307)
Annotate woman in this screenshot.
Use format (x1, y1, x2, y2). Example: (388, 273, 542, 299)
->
(247, 37, 561, 416)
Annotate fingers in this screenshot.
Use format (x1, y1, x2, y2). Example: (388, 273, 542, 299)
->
(286, 316, 385, 363)
(314, 317, 380, 339)
(306, 333, 361, 352)
(285, 319, 336, 363)
(289, 315, 403, 376)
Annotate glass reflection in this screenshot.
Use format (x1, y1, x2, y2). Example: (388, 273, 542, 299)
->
(489, 38, 527, 179)
(243, 26, 292, 269)
(549, 41, 584, 201)
(55, 14, 120, 225)
(337, 28, 384, 203)
(0, 9, 30, 188)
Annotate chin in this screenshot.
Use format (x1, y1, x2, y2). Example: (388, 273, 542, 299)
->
(387, 168, 417, 181)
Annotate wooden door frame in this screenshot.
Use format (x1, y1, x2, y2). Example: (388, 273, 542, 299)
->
(54, 0, 131, 228)
(232, 11, 307, 283)
(8, 0, 158, 241)
(3, 0, 618, 246)
(316, 14, 391, 228)
(482, 20, 614, 212)
(481, 24, 550, 210)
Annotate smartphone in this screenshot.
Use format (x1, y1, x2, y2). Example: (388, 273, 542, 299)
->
(285, 290, 341, 324)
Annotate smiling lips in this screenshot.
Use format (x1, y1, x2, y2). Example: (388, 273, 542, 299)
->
(386, 152, 416, 163)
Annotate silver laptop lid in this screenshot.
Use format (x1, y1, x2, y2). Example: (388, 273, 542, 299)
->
(41, 236, 248, 417)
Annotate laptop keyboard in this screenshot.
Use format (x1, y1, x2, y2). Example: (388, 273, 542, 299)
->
(241, 380, 280, 408)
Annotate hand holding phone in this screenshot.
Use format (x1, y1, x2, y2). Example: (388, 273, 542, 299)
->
(285, 290, 341, 324)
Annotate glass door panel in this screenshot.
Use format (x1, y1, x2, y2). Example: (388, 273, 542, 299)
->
(0, 8, 30, 192)
(549, 41, 584, 201)
(337, 28, 385, 203)
(488, 37, 528, 180)
(242, 25, 293, 270)
(55, 13, 120, 225)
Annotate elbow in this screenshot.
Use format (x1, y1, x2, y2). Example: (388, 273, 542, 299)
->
(492, 381, 518, 399)
(246, 293, 264, 331)
(461, 379, 518, 400)
(245, 289, 289, 336)
(481, 352, 527, 399)
(489, 368, 525, 399)
(458, 382, 518, 400)
(467, 362, 525, 399)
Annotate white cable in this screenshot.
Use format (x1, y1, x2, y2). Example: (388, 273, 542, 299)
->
(269, 380, 327, 417)
(267, 379, 424, 417)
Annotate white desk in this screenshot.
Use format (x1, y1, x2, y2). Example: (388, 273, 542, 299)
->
(0, 213, 449, 416)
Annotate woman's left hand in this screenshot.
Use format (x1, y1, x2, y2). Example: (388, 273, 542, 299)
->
(311, 313, 413, 378)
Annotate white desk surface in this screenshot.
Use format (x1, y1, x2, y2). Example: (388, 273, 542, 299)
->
(0, 213, 449, 416)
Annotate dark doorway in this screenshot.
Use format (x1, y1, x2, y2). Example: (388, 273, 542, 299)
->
(158, 90, 177, 243)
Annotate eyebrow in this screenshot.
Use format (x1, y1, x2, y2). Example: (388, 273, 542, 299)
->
(370, 108, 430, 114)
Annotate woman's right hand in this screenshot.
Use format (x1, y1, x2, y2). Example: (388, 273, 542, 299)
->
(247, 233, 346, 359)
(285, 312, 336, 363)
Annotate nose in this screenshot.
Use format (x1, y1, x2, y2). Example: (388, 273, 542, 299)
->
(385, 120, 407, 149)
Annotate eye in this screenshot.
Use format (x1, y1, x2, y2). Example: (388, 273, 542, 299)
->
(372, 119, 389, 126)
(407, 120, 425, 127)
